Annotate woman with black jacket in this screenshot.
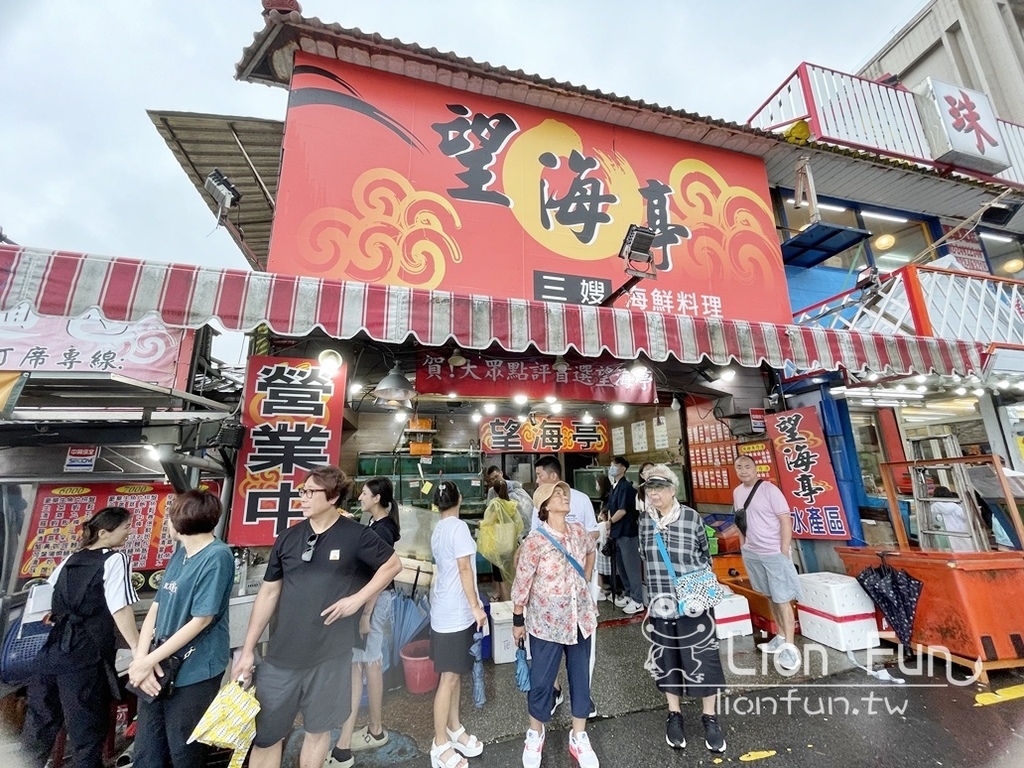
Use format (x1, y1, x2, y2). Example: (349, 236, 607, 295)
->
(22, 506, 140, 768)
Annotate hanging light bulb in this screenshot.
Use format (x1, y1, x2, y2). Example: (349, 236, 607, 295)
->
(719, 368, 736, 382)
(448, 348, 467, 367)
(483, 402, 496, 414)
(552, 355, 569, 373)
(513, 394, 529, 406)
(611, 403, 626, 416)
(550, 402, 563, 414)
(670, 396, 682, 412)
(581, 412, 594, 424)
(317, 349, 344, 375)
(471, 411, 482, 423)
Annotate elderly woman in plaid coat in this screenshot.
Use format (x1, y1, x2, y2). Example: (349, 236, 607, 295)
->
(638, 464, 727, 754)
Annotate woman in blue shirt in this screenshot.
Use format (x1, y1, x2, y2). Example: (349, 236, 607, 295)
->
(128, 490, 234, 768)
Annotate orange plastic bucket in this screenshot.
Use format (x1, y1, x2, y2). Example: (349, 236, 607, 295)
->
(399, 640, 439, 694)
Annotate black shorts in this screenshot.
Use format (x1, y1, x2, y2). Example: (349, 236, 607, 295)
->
(646, 615, 726, 698)
(430, 624, 475, 675)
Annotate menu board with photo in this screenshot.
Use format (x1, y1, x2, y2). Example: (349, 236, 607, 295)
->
(18, 481, 219, 593)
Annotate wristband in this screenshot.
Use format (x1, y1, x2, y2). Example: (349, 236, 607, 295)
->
(512, 613, 525, 627)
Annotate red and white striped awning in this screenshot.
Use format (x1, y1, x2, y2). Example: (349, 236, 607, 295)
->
(0, 246, 984, 376)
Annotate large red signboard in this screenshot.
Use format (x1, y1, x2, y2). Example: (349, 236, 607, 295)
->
(480, 416, 609, 453)
(229, 357, 347, 546)
(268, 52, 790, 323)
(416, 351, 655, 404)
(765, 407, 850, 540)
(19, 481, 219, 592)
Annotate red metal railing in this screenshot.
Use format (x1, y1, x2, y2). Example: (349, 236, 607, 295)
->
(748, 63, 1024, 189)
(794, 264, 1024, 344)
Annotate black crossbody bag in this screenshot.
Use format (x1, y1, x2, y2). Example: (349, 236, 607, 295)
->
(733, 479, 764, 537)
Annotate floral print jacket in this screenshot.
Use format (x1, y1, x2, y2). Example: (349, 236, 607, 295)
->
(511, 521, 596, 645)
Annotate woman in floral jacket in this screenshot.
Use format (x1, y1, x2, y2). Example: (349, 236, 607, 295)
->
(511, 482, 599, 768)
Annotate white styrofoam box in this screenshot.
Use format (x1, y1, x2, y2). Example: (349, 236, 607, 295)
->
(796, 572, 879, 652)
(490, 601, 530, 664)
(713, 593, 753, 639)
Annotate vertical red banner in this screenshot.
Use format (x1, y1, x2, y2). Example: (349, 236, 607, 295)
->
(229, 356, 347, 546)
(765, 407, 850, 540)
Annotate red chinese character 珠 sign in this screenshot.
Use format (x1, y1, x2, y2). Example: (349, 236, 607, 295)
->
(764, 407, 849, 540)
(416, 351, 655, 404)
(268, 52, 790, 323)
(480, 416, 609, 453)
(229, 356, 347, 546)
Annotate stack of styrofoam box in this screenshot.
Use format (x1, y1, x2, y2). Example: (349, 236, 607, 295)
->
(796, 572, 880, 652)
(489, 601, 531, 664)
(713, 592, 753, 639)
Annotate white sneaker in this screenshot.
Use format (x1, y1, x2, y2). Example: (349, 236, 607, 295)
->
(622, 598, 644, 616)
(612, 595, 629, 608)
(522, 728, 545, 768)
(776, 644, 801, 672)
(758, 635, 785, 654)
(569, 730, 599, 768)
(595, 590, 607, 602)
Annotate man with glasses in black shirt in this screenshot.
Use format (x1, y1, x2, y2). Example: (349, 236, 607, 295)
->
(233, 466, 402, 768)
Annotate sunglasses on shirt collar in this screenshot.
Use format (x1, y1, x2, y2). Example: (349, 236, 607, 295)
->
(301, 532, 320, 562)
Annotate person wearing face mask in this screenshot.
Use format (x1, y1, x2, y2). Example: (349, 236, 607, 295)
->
(607, 457, 643, 615)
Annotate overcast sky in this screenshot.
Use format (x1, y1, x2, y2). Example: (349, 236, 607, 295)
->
(1, 0, 926, 358)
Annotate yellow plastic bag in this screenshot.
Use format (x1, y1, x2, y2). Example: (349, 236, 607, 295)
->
(478, 498, 523, 581)
(188, 679, 260, 768)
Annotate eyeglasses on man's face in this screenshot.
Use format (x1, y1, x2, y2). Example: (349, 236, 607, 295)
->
(297, 487, 327, 499)
(301, 532, 320, 562)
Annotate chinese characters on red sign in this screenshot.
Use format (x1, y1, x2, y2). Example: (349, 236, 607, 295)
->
(480, 416, 609, 453)
(19, 482, 219, 592)
(416, 352, 655, 404)
(765, 407, 850, 540)
(268, 53, 790, 323)
(229, 357, 347, 546)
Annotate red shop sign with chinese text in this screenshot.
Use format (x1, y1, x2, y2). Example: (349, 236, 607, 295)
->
(267, 52, 790, 323)
(229, 357, 347, 546)
(19, 481, 219, 592)
(481, 416, 609, 453)
(416, 351, 655, 404)
(765, 407, 850, 540)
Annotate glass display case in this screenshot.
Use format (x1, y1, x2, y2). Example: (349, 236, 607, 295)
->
(353, 450, 487, 519)
(574, 464, 688, 504)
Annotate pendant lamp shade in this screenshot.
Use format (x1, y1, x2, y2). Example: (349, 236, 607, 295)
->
(372, 366, 417, 401)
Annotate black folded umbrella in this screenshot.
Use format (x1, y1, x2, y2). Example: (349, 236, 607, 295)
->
(856, 559, 923, 647)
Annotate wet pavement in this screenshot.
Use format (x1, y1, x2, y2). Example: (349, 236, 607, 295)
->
(281, 599, 1024, 767)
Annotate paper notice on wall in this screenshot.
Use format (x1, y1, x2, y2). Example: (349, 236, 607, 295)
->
(653, 417, 669, 450)
(631, 421, 648, 453)
(611, 426, 626, 455)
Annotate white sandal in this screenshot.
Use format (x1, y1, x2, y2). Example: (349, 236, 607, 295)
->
(430, 740, 468, 768)
(446, 725, 484, 757)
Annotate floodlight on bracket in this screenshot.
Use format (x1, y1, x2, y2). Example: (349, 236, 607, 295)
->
(600, 224, 658, 307)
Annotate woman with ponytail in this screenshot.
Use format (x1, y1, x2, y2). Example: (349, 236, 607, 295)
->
(22, 507, 140, 768)
(328, 477, 402, 766)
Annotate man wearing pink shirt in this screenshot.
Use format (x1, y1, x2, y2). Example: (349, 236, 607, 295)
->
(733, 455, 801, 671)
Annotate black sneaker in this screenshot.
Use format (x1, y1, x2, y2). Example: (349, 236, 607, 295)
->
(702, 714, 726, 753)
(550, 686, 564, 717)
(665, 711, 686, 749)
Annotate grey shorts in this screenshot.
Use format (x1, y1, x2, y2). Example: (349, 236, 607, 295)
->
(741, 548, 802, 603)
(253, 653, 352, 747)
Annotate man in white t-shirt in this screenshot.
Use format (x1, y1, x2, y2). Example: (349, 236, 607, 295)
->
(532, 456, 600, 718)
(733, 455, 802, 671)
